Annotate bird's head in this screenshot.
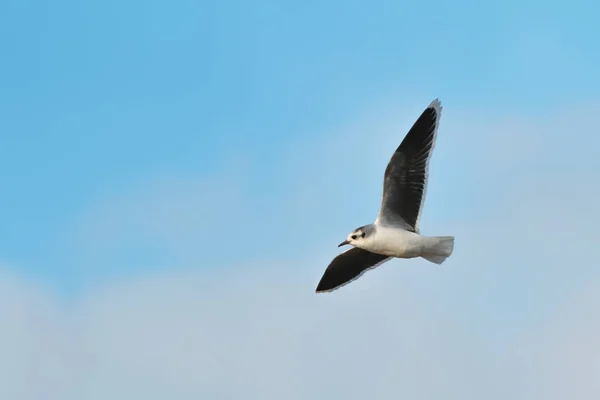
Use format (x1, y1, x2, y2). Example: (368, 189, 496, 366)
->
(338, 226, 369, 247)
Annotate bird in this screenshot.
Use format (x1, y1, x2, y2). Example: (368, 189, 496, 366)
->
(315, 98, 454, 293)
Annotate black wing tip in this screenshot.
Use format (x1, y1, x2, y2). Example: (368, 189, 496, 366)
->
(315, 275, 342, 293)
(315, 281, 326, 293)
(422, 98, 442, 124)
(315, 285, 340, 294)
(427, 98, 442, 114)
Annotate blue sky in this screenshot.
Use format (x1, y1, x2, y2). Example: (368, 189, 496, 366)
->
(1, 0, 599, 291)
(1, 0, 600, 398)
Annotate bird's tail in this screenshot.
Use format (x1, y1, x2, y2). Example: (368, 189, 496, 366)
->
(421, 236, 454, 265)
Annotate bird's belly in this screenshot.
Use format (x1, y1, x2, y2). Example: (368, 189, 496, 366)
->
(367, 229, 423, 258)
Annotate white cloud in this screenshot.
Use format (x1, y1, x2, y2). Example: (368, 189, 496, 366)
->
(2, 100, 600, 398)
(2, 247, 600, 399)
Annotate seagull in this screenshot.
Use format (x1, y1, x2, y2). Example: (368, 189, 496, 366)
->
(315, 98, 454, 293)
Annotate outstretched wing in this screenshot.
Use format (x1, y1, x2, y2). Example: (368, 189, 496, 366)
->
(316, 247, 391, 293)
(376, 99, 442, 232)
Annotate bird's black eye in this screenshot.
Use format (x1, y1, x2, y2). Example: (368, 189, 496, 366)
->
(362, 232, 366, 238)
(351, 235, 357, 240)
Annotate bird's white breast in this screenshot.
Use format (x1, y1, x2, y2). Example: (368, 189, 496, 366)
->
(360, 225, 424, 258)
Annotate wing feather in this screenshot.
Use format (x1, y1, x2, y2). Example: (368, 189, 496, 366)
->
(376, 99, 442, 232)
(316, 248, 391, 293)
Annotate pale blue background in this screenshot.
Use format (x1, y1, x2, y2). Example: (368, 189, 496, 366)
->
(2, 0, 598, 292)
(1, 1, 599, 398)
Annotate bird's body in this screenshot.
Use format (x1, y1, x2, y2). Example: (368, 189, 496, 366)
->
(316, 98, 455, 293)
(360, 224, 419, 258)
(356, 223, 444, 259)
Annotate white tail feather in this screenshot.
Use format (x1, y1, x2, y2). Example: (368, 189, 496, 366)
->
(422, 254, 448, 264)
(421, 236, 454, 265)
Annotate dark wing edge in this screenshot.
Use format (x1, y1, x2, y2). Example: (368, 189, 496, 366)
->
(315, 247, 392, 293)
(377, 98, 442, 232)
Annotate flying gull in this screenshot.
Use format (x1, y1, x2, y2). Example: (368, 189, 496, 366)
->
(316, 98, 454, 293)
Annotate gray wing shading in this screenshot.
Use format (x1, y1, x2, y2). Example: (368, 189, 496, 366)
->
(316, 248, 391, 293)
(376, 99, 442, 232)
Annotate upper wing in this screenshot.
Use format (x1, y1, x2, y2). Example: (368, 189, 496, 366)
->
(315, 247, 391, 293)
(376, 99, 442, 232)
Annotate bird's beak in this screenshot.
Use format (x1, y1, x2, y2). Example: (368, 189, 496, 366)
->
(338, 240, 350, 247)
